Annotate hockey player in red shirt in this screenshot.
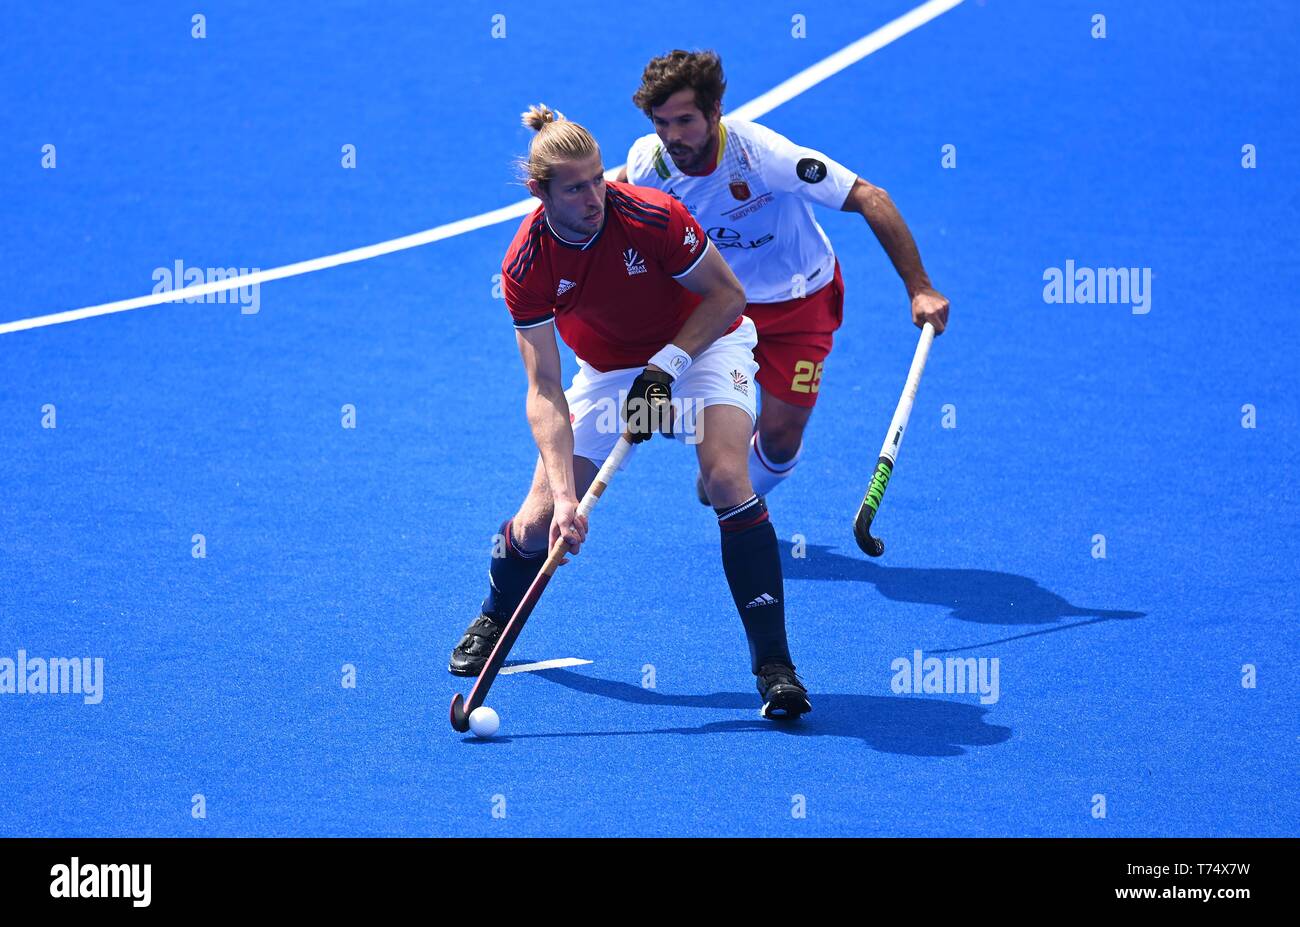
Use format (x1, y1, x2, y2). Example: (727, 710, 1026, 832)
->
(449, 105, 810, 719)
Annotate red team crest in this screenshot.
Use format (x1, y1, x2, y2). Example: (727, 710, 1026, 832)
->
(729, 179, 751, 201)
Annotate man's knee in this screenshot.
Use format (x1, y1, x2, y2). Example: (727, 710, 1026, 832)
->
(511, 453, 599, 550)
(757, 393, 812, 464)
(511, 485, 553, 551)
(757, 419, 807, 464)
(701, 460, 754, 510)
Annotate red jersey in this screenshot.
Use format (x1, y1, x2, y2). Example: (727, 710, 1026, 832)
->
(500, 181, 738, 371)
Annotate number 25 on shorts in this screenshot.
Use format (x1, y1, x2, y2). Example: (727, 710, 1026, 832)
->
(791, 360, 824, 394)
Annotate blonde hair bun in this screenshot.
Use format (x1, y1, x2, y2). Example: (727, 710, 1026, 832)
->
(521, 104, 565, 132)
(515, 104, 599, 189)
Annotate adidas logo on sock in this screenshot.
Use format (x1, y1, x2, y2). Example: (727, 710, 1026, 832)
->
(745, 593, 779, 609)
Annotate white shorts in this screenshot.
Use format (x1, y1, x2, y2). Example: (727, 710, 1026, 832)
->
(566, 316, 759, 467)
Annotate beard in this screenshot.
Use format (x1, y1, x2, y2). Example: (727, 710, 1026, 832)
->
(667, 121, 720, 172)
(668, 142, 708, 173)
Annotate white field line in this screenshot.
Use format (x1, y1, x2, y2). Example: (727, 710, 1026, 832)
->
(498, 657, 594, 676)
(0, 0, 963, 337)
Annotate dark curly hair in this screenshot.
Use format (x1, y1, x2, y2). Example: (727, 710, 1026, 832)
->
(632, 49, 727, 119)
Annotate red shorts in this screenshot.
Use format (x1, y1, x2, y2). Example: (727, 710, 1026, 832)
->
(744, 261, 845, 408)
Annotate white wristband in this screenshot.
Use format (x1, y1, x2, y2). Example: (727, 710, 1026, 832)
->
(648, 343, 692, 380)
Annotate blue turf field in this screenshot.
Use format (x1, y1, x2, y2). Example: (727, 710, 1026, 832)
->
(1, 0, 1297, 837)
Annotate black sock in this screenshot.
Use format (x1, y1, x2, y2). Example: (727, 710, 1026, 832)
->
(715, 495, 791, 673)
(480, 518, 545, 624)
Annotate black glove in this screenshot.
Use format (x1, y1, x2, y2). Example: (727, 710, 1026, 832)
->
(623, 368, 674, 443)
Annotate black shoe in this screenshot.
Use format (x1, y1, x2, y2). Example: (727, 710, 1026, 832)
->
(449, 614, 505, 676)
(755, 663, 812, 719)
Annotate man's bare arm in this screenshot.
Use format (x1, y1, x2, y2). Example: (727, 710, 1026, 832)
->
(842, 177, 949, 333)
(515, 323, 577, 502)
(649, 244, 746, 371)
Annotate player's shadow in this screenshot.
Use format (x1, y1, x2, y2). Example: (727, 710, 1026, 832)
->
(782, 544, 1144, 647)
(507, 668, 1010, 756)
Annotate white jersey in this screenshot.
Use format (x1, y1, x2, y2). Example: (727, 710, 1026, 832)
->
(626, 117, 857, 303)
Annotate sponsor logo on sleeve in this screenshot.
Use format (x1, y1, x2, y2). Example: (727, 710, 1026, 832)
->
(683, 226, 699, 253)
(730, 369, 750, 396)
(796, 157, 827, 183)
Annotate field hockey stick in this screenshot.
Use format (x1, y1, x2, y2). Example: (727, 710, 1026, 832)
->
(450, 432, 635, 732)
(853, 322, 936, 556)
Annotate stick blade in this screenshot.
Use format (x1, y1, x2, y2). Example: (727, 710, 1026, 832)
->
(449, 693, 470, 732)
(853, 508, 885, 557)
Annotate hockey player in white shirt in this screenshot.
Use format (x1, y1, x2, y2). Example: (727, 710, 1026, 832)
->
(615, 50, 950, 506)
